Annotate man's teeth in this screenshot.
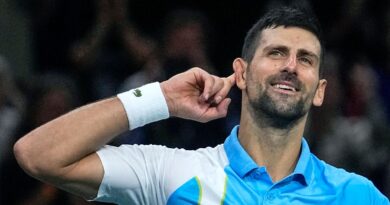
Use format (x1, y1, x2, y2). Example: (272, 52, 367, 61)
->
(274, 84, 296, 92)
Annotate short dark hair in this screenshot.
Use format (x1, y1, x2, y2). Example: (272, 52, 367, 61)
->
(242, 6, 324, 76)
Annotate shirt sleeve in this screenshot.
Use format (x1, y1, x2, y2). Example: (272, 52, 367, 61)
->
(92, 144, 174, 205)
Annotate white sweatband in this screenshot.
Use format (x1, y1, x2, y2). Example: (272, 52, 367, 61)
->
(117, 82, 169, 130)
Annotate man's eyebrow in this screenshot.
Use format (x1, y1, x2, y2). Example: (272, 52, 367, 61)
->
(262, 44, 320, 60)
(263, 44, 289, 52)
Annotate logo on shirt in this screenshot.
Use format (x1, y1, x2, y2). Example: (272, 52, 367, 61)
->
(133, 89, 142, 97)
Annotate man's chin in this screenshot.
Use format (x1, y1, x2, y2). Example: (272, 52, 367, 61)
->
(252, 98, 307, 127)
(262, 108, 306, 128)
(268, 106, 303, 120)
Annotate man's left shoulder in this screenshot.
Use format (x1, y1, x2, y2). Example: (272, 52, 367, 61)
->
(316, 158, 389, 203)
(319, 159, 370, 187)
(342, 173, 389, 204)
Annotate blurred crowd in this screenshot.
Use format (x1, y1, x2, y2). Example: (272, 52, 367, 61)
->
(0, 0, 389, 204)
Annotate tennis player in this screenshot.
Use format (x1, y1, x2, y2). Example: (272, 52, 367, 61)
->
(14, 6, 389, 204)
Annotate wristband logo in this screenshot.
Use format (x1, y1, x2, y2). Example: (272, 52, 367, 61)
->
(133, 89, 142, 97)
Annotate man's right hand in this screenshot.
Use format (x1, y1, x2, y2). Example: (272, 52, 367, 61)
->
(161, 67, 236, 123)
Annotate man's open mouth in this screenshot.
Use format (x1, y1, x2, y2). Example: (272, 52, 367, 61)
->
(271, 82, 300, 92)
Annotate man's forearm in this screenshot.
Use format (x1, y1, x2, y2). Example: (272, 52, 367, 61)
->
(13, 68, 234, 199)
(14, 97, 127, 179)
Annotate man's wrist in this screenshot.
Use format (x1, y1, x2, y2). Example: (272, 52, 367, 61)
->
(160, 81, 177, 117)
(117, 82, 169, 130)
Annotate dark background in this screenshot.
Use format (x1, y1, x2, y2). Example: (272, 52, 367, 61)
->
(0, 0, 389, 204)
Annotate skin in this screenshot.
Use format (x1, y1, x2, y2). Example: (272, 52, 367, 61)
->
(234, 26, 327, 181)
(14, 26, 326, 200)
(13, 68, 235, 199)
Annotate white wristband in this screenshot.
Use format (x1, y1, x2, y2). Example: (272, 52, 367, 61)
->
(117, 82, 169, 130)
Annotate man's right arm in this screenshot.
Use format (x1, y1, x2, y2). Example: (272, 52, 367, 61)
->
(14, 97, 127, 199)
(13, 67, 235, 199)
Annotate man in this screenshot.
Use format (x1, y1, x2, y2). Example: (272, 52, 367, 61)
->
(14, 6, 389, 204)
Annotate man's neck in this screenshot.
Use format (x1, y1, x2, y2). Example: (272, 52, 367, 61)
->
(238, 109, 307, 183)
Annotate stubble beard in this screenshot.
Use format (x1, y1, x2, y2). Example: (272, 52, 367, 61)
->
(247, 76, 314, 129)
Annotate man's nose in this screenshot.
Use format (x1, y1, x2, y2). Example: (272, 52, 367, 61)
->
(283, 55, 297, 73)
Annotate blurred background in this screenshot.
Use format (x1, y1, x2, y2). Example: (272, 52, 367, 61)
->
(0, 0, 389, 204)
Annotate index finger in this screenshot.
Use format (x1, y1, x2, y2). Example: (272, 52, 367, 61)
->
(227, 73, 235, 85)
(212, 73, 236, 104)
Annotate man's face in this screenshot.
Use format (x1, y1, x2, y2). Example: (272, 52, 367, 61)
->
(241, 26, 326, 123)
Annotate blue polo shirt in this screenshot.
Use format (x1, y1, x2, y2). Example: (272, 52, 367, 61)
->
(95, 125, 389, 204)
(222, 126, 389, 204)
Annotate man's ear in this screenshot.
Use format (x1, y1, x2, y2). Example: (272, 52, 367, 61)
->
(233, 58, 248, 90)
(313, 79, 327, 107)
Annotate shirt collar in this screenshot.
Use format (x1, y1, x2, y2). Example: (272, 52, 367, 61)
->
(292, 138, 313, 185)
(224, 125, 258, 178)
(224, 125, 313, 185)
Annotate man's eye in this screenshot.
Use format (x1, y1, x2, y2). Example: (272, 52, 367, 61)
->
(269, 50, 283, 57)
(299, 57, 313, 65)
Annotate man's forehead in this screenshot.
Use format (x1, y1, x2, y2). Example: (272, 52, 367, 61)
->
(257, 26, 321, 56)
